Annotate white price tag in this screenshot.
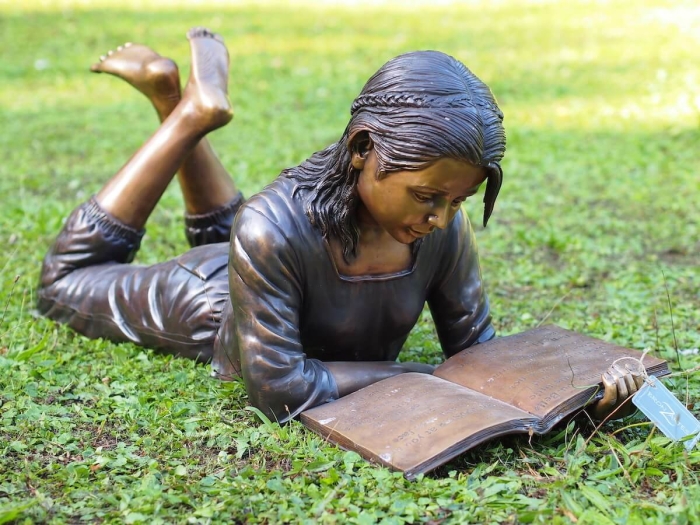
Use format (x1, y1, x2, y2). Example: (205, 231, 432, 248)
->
(632, 376, 700, 451)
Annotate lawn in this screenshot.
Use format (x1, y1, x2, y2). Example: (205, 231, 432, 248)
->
(1, 0, 699, 523)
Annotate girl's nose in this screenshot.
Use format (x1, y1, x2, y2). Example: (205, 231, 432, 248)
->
(427, 209, 448, 230)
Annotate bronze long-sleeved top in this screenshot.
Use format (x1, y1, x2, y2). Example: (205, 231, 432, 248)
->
(213, 176, 494, 423)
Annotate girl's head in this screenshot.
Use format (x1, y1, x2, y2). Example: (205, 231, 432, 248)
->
(348, 50, 505, 225)
(285, 51, 506, 260)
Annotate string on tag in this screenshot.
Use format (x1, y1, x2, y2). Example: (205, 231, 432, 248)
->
(610, 348, 653, 385)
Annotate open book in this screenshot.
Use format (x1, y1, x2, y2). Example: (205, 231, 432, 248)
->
(301, 325, 669, 480)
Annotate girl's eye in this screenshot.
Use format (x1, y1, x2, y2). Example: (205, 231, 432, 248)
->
(414, 192, 432, 203)
(451, 198, 466, 207)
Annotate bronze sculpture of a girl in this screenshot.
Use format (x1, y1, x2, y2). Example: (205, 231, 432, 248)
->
(38, 28, 642, 424)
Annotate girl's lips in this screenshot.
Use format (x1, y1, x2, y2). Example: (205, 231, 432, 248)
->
(408, 227, 432, 238)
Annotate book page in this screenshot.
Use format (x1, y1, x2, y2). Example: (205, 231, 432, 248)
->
(434, 325, 668, 419)
(301, 373, 537, 478)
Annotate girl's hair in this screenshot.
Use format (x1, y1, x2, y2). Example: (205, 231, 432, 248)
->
(283, 50, 506, 261)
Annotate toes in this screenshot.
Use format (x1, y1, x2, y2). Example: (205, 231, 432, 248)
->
(187, 27, 204, 39)
(90, 55, 107, 72)
(98, 43, 135, 59)
(187, 26, 220, 41)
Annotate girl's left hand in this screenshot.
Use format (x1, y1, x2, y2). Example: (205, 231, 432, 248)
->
(590, 362, 645, 420)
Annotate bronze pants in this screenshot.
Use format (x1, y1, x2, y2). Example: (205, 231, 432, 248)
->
(37, 195, 244, 361)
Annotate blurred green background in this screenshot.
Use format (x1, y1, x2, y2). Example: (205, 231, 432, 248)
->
(1, 0, 699, 523)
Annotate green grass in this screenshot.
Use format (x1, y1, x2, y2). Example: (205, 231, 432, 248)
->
(1, 0, 700, 522)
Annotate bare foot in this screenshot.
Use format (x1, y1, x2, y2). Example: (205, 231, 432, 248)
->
(178, 27, 233, 132)
(91, 43, 182, 118)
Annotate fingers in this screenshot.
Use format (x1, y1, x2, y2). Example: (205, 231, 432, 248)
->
(600, 371, 618, 405)
(591, 371, 616, 420)
(601, 371, 616, 391)
(595, 362, 647, 420)
(616, 373, 630, 400)
(607, 365, 627, 399)
(622, 361, 646, 391)
(632, 371, 645, 390)
(611, 362, 646, 396)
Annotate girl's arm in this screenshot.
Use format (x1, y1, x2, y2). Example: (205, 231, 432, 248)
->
(427, 210, 494, 356)
(325, 361, 435, 397)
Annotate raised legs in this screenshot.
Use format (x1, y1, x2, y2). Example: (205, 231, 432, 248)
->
(91, 28, 239, 229)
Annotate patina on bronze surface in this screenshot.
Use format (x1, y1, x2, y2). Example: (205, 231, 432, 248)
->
(38, 28, 636, 426)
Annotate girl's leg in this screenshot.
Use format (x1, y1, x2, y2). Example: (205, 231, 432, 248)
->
(94, 28, 233, 229)
(91, 41, 239, 216)
(38, 28, 235, 360)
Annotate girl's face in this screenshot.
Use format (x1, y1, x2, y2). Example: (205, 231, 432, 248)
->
(355, 149, 486, 244)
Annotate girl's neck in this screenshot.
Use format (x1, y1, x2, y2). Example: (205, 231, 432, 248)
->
(329, 227, 413, 277)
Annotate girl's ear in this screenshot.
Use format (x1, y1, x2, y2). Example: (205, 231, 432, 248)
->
(348, 131, 374, 170)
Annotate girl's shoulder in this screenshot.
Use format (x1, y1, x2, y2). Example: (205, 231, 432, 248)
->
(239, 176, 300, 221)
(233, 176, 316, 253)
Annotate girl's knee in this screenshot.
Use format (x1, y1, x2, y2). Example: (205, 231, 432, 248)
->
(39, 199, 145, 288)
